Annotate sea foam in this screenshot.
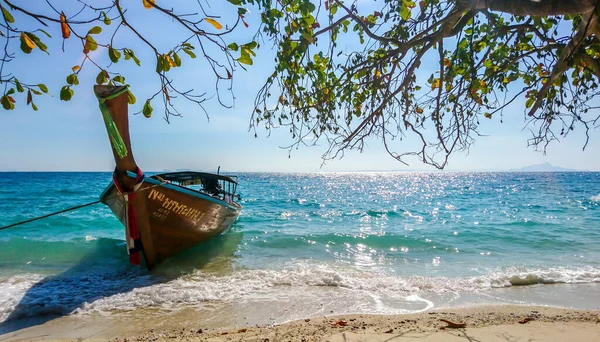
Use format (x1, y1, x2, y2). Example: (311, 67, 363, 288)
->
(2, 261, 599, 322)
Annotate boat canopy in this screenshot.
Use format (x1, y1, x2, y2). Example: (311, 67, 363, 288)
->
(154, 171, 238, 185)
(152, 171, 239, 201)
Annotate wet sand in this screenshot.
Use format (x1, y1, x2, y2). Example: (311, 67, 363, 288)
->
(1, 305, 599, 341)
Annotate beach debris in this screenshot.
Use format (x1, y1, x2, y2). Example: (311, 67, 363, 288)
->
(331, 320, 348, 327)
(384, 328, 394, 333)
(439, 319, 466, 329)
(238, 328, 248, 333)
(305, 318, 310, 322)
(196, 329, 203, 334)
(518, 317, 535, 324)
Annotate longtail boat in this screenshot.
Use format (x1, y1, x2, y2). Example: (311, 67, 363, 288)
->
(94, 85, 242, 270)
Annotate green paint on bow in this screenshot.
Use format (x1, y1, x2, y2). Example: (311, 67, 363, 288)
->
(96, 87, 131, 159)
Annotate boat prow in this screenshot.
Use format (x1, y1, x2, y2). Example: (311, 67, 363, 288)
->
(95, 86, 242, 270)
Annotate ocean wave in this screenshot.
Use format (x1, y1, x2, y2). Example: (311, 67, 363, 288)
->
(240, 231, 438, 252)
(289, 198, 322, 208)
(592, 194, 600, 202)
(270, 208, 405, 221)
(3, 261, 598, 321)
(484, 267, 600, 287)
(0, 269, 155, 322)
(365, 209, 402, 218)
(75, 264, 600, 315)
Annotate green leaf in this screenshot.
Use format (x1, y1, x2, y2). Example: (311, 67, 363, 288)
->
(6, 88, 14, 95)
(400, 4, 410, 21)
(19, 34, 33, 54)
(228, 42, 239, 51)
(173, 52, 181, 67)
(182, 49, 196, 59)
(238, 55, 253, 65)
(25, 32, 48, 53)
(1, 6, 14, 23)
(88, 26, 102, 35)
(127, 90, 136, 105)
(525, 97, 534, 108)
(132, 54, 140, 66)
(96, 70, 107, 85)
(162, 57, 171, 72)
(85, 35, 98, 51)
(142, 100, 153, 118)
(1, 95, 14, 110)
(301, 31, 314, 44)
(124, 48, 141, 66)
(102, 11, 111, 25)
(38, 84, 48, 93)
(39, 29, 52, 38)
(66, 73, 79, 86)
(243, 47, 256, 57)
(131, 51, 140, 66)
(30, 89, 41, 95)
(108, 46, 121, 63)
(31, 103, 38, 111)
(14, 78, 24, 93)
(59, 86, 73, 101)
(155, 56, 162, 73)
(113, 75, 125, 84)
(156, 55, 170, 72)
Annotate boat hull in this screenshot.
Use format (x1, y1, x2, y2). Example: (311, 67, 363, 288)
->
(100, 176, 241, 269)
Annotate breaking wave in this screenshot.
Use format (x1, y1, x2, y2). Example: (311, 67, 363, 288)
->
(2, 261, 599, 322)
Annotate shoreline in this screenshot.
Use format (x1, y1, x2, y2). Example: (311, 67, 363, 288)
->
(1, 304, 599, 341)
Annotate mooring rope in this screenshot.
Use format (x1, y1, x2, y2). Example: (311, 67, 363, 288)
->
(0, 180, 168, 232)
(0, 200, 102, 231)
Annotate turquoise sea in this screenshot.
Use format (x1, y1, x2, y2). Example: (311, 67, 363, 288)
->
(1, 172, 599, 328)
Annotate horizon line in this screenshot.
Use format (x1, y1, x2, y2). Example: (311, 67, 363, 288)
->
(0, 169, 596, 173)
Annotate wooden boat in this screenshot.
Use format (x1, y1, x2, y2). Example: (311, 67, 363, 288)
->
(94, 85, 242, 270)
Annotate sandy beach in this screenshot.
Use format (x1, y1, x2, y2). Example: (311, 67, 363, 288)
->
(1, 305, 598, 341)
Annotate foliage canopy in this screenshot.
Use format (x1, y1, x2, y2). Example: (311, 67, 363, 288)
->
(1, 0, 600, 168)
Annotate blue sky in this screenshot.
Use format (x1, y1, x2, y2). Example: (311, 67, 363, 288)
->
(0, 1, 598, 172)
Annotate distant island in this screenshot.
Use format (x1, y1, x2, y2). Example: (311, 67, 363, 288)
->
(510, 162, 577, 172)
